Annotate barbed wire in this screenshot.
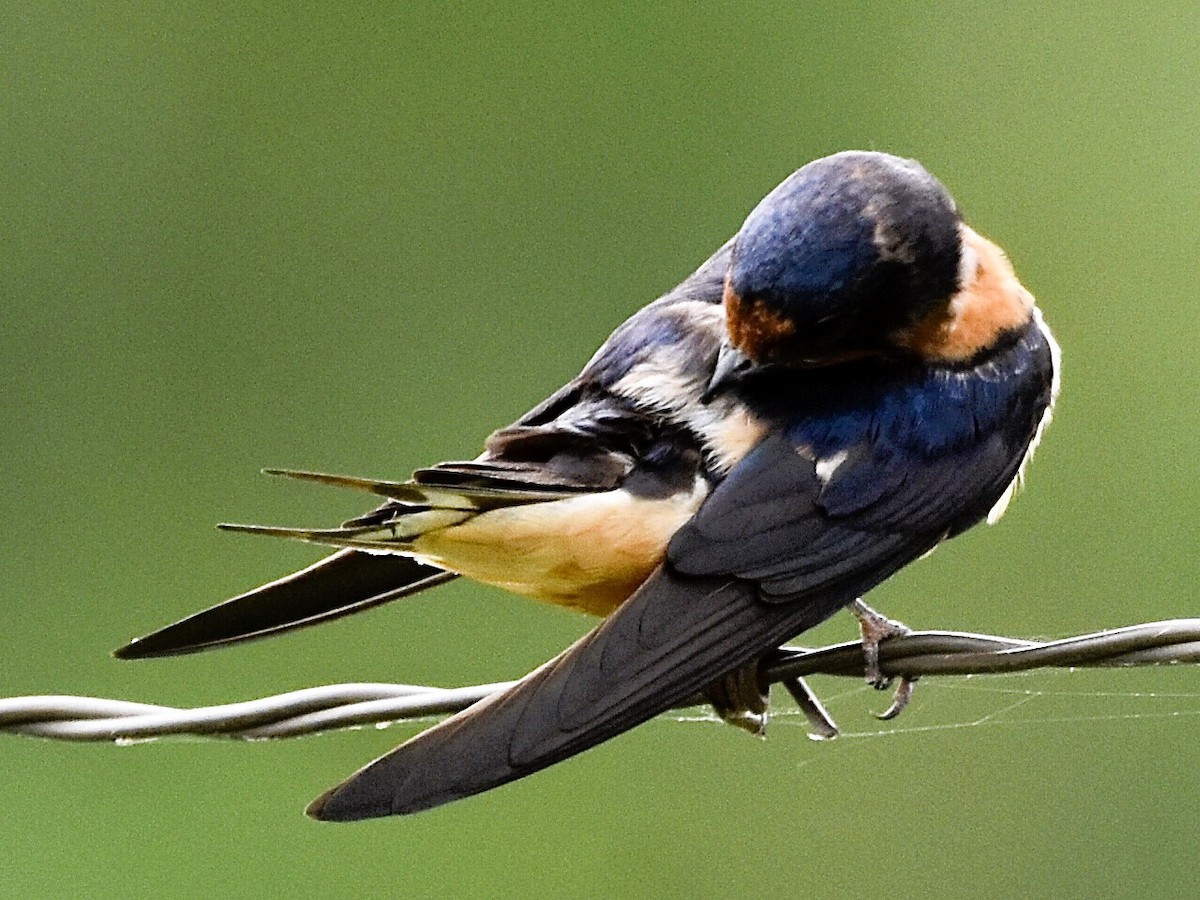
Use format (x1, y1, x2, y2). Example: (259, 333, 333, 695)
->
(2, 618, 1198, 744)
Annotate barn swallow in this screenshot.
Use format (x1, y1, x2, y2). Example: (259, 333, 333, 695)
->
(115, 151, 1060, 820)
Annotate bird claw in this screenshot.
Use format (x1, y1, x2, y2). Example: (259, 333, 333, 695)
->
(849, 599, 918, 720)
(781, 676, 839, 740)
(875, 677, 918, 721)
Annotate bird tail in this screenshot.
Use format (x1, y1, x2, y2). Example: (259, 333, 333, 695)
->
(212, 467, 584, 553)
(113, 467, 583, 659)
(113, 550, 457, 658)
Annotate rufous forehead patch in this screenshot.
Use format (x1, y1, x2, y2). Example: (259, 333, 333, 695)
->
(892, 226, 1034, 363)
(723, 276, 796, 362)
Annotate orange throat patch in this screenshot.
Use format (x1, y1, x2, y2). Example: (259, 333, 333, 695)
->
(723, 276, 795, 361)
(893, 225, 1034, 363)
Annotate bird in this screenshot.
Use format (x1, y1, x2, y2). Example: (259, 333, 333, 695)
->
(114, 151, 1060, 820)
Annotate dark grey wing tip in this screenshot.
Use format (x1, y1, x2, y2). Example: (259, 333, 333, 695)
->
(110, 625, 231, 660)
(111, 623, 260, 660)
(306, 789, 385, 822)
(112, 553, 456, 659)
(306, 778, 429, 822)
(305, 786, 367, 822)
(111, 636, 157, 660)
(110, 613, 259, 661)
(112, 622, 236, 659)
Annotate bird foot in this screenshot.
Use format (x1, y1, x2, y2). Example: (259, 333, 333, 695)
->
(781, 676, 839, 740)
(849, 598, 918, 720)
(705, 662, 770, 736)
(707, 663, 843, 741)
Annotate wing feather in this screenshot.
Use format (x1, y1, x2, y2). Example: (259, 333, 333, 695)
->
(114, 551, 456, 659)
(308, 327, 1056, 818)
(308, 565, 852, 820)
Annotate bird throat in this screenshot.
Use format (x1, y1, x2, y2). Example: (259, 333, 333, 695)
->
(892, 226, 1035, 364)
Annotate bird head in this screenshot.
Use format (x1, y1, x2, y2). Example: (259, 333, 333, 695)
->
(709, 151, 1022, 396)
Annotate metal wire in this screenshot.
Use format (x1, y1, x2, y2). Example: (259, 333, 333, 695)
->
(3, 618, 1198, 743)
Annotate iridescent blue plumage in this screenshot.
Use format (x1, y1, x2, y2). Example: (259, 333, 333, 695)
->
(728, 152, 962, 358)
(115, 151, 1058, 820)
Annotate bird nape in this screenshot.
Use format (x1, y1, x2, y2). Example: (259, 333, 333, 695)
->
(115, 151, 1059, 820)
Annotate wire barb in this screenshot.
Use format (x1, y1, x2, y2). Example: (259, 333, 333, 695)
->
(3, 619, 1199, 744)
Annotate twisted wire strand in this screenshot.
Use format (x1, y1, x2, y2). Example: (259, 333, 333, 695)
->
(3, 619, 1198, 743)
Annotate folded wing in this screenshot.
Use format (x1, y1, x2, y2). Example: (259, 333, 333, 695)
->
(114, 550, 456, 659)
(308, 564, 853, 820)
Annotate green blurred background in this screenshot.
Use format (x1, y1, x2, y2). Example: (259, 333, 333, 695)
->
(3, 3, 1198, 897)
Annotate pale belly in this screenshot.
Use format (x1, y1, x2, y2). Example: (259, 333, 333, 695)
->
(410, 478, 710, 617)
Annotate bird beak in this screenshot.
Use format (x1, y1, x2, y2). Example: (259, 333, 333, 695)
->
(701, 342, 755, 403)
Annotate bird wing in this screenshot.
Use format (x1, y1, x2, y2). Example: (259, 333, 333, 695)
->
(114, 551, 457, 659)
(113, 238, 732, 661)
(308, 566, 851, 820)
(668, 431, 1018, 598)
(113, 392, 669, 658)
(305, 436, 935, 819)
(308, 341, 1055, 819)
(112, 466, 613, 658)
(672, 339, 1056, 598)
